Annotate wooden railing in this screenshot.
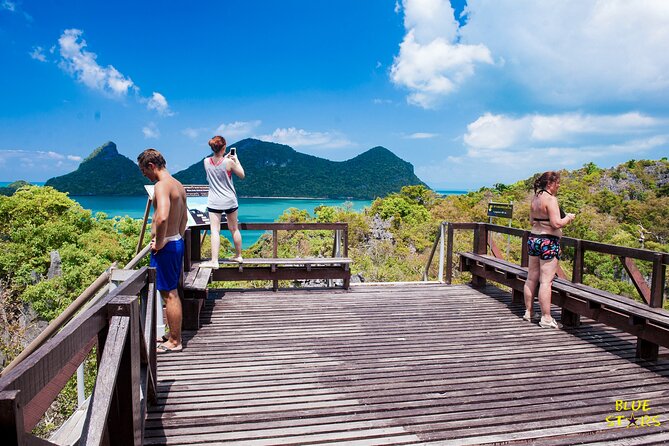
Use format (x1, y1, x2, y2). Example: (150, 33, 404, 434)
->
(185, 222, 349, 266)
(185, 222, 350, 290)
(425, 222, 668, 307)
(0, 266, 156, 445)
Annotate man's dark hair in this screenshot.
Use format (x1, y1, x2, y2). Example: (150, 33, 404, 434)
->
(137, 148, 166, 169)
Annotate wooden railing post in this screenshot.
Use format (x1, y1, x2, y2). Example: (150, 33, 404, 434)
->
(189, 228, 201, 262)
(107, 296, 142, 446)
(183, 228, 192, 272)
(272, 229, 279, 291)
(0, 390, 24, 445)
(83, 296, 142, 446)
(638, 253, 667, 360)
(650, 253, 666, 309)
(445, 223, 454, 284)
(572, 239, 584, 283)
(471, 224, 487, 288)
(438, 223, 445, 283)
(343, 225, 349, 258)
(142, 268, 158, 406)
(520, 231, 529, 268)
(562, 240, 583, 327)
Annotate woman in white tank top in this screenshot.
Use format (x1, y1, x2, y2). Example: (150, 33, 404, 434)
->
(200, 135, 245, 267)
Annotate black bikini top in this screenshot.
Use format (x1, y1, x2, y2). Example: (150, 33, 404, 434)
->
(534, 189, 566, 221)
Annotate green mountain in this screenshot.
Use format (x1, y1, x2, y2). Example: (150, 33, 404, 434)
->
(174, 138, 427, 199)
(0, 180, 32, 196)
(45, 142, 150, 195)
(45, 139, 427, 198)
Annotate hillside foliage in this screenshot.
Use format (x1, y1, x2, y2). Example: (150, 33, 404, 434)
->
(0, 185, 142, 435)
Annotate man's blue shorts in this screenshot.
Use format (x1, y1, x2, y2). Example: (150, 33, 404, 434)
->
(150, 238, 184, 291)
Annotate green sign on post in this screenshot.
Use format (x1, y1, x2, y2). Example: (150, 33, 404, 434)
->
(487, 202, 513, 219)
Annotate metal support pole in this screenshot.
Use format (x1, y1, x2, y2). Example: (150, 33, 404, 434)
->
(77, 363, 85, 407)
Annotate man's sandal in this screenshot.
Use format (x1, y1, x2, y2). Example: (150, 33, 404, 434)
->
(156, 343, 183, 353)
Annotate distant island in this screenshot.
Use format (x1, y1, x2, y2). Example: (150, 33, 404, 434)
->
(44, 139, 427, 200)
(45, 142, 150, 195)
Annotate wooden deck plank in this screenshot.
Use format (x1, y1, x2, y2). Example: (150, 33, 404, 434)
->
(146, 283, 669, 445)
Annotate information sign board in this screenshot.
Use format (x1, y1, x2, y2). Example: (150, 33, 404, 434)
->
(487, 202, 513, 219)
(145, 184, 222, 227)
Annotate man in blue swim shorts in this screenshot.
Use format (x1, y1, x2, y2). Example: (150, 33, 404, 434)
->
(138, 149, 188, 353)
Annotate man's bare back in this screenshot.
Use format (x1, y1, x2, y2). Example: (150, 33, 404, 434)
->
(152, 176, 188, 250)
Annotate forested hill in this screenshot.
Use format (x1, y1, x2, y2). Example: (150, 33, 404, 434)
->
(435, 159, 669, 249)
(174, 138, 427, 199)
(44, 139, 427, 199)
(45, 142, 150, 195)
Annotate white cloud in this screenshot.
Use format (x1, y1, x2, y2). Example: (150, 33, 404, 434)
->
(0, 149, 82, 168)
(215, 120, 262, 140)
(58, 29, 135, 96)
(464, 112, 665, 150)
(146, 92, 173, 116)
(29, 46, 47, 62)
(56, 29, 172, 115)
(460, 0, 669, 105)
(464, 113, 531, 150)
(142, 123, 160, 139)
(406, 132, 438, 139)
(2, 1, 15, 12)
(426, 110, 669, 187)
(418, 133, 668, 188)
(182, 128, 204, 140)
(393, 1, 669, 107)
(257, 127, 352, 148)
(391, 0, 494, 108)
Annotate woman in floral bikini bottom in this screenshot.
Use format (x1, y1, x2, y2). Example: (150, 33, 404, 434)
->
(522, 171, 576, 329)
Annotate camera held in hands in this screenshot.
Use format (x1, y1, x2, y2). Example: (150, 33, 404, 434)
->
(229, 147, 236, 156)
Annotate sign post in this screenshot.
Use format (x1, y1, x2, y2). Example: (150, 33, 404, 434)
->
(487, 201, 514, 258)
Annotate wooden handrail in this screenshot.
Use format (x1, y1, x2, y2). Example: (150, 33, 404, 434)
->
(189, 222, 349, 231)
(0, 267, 155, 444)
(440, 222, 667, 308)
(2, 243, 152, 378)
(0, 263, 117, 377)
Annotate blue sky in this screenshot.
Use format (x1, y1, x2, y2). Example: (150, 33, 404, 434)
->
(1, 0, 668, 190)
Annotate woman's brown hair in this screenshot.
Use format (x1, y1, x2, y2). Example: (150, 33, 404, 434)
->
(208, 135, 226, 153)
(533, 171, 560, 194)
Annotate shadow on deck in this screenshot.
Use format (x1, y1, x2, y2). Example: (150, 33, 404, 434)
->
(145, 283, 669, 445)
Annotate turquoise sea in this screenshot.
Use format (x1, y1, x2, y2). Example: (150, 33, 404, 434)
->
(1, 182, 466, 248)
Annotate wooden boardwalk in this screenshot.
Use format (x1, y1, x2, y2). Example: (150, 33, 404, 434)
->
(145, 283, 669, 445)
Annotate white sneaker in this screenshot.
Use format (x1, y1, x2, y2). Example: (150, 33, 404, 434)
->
(523, 311, 541, 322)
(199, 260, 219, 269)
(539, 318, 563, 329)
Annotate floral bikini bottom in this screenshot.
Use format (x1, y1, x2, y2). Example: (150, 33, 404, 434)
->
(527, 234, 561, 260)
